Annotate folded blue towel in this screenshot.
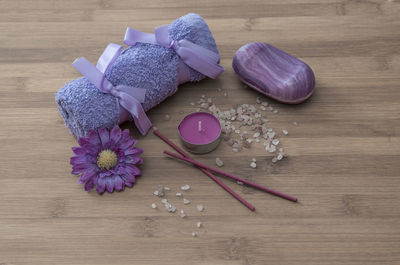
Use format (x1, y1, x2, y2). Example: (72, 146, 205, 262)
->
(56, 13, 220, 138)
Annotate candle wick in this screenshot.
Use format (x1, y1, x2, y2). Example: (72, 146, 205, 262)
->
(198, 121, 202, 132)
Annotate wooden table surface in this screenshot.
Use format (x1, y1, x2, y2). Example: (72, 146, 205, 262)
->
(1, 0, 400, 264)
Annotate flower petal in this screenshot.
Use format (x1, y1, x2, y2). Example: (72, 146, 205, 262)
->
(105, 177, 114, 193)
(78, 167, 98, 184)
(72, 147, 86, 156)
(124, 147, 143, 156)
(86, 129, 101, 147)
(124, 156, 143, 165)
(96, 178, 106, 194)
(98, 127, 110, 148)
(84, 179, 95, 191)
(125, 164, 141, 176)
(71, 163, 95, 175)
(78, 137, 100, 154)
(123, 173, 136, 183)
(113, 175, 124, 191)
(120, 138, 136, 150)
(110, 125, 122, 145)
(70, 154, 94, 166)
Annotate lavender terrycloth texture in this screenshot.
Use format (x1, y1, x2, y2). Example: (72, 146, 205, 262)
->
(56, 13, 219, 138)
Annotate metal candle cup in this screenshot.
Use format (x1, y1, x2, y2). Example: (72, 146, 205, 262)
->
(178, 112, 222, 154)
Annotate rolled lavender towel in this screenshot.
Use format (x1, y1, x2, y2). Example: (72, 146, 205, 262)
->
(56, 13, 223, 138)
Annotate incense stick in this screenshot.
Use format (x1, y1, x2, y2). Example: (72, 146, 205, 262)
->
(153, 129, 255, 211)
(164, 150, 298, 202)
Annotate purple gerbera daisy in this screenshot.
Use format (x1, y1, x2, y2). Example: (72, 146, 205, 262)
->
(70, 125, 143, 194)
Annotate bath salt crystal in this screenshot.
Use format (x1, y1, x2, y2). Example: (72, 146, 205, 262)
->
(181, 184, 191, 191)
(164, 186, 170, 191)
(273, 109, 278, 114)
(253, 132, 260, 138)
(151, 203, 157, 209)
(272, 139, 280, 145)
(217, 87, 222, 92)
(183, 198, 191, 205)
(282, 129, 288, 135)
(227, 139, 235, 146)
(196, 204, 204, 212)
(154, 185, 165, 197)
(161, 198, 168, 204)
(176, 192, 182, 197)
(235, 129, 240, 134)
(165, 202, 176, 213)
(260, 106, 266, 111)
(223, 92, 228, 97)
(250, 161, 257, 168)
(237, 181, 244, 185)
(215, 157, 224, 167)
(262, 102, 269, 107)
(164, 114, 171, 121)
(179, 110, 184, 114)
(179, 210, 186, 218)
(190, 102, 195, 106)
(192, 232, 197, 237)
(196, 222, 202, 228)
(255, 138, 260, 143)
(262, 118, 269, 123)
(256, 97, 261, 104)
(293, 121, 298, 126)
(232, 148, 239, 152)
(272, 157, 278, 163)
(201, 94, 205, 98)
(252, 158, 257, 162)
(269, 106, 274, 111)
(277, 153, 283, 160)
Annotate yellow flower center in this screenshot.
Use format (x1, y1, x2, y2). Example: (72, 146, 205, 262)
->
(97, 149, 118, 170)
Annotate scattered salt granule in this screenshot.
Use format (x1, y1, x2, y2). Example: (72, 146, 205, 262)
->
(250, 161, 257, 168)
(282, 129, 288, 135)
(190, 102, 195, 106)
(192, 232, 197, 237)
(256, 97, 261, 104)
(272, 157, 278, 163)
(153, 185, 165, 197)
(293, 121, 298, 126)
(176, 192, 182, 197)
(232, 148, 239, 152)
(237, 181, 244, 185)
(196, 222, 202, 228)
(183, 198, 191, 205)
(179, 210, 186, 218)
(272, 139, 280, 146)
(262, 101, 269, 107)
(201, 94, 205, 98)
(181, 184, 191, 191)
(164, 202, 176, 213)
(215, 157, 224, 167)
(179, 110, 184, 114)
(252, 158, 256, 162)
(151, 203, 157, 209)
(277, 153, 283, 161)
(217, 87, 222, 92)
(255, 138, 260, 143)
(269, 106, 274, 111)
(161, 198, 168, 204)
(253, 132, 260, 138)
(223, 92, 228, 97)
(260, 106, 266, 111)
(164, 186, 170, 191)
(196, 204, 204, 212)
(164, 114, 170, 121)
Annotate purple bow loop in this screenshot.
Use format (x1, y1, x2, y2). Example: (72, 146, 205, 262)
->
(72, 43, 152, 135)
(123, 25, 224, 79)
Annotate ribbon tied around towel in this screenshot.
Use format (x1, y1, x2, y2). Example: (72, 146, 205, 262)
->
(124, 25, 224, 79)
(72, 43, 152, 135)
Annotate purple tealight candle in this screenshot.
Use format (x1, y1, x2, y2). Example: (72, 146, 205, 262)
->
(178, 112, 222, 154)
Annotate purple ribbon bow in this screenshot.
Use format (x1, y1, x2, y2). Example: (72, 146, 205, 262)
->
(72, 43, 152, 135)
(124, 25, 224, 79)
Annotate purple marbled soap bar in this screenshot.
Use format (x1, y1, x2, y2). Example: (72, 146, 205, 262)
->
(232, 42, 315, 104)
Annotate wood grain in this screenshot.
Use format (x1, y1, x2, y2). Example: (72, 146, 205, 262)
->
(1, 0, 400, 264)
